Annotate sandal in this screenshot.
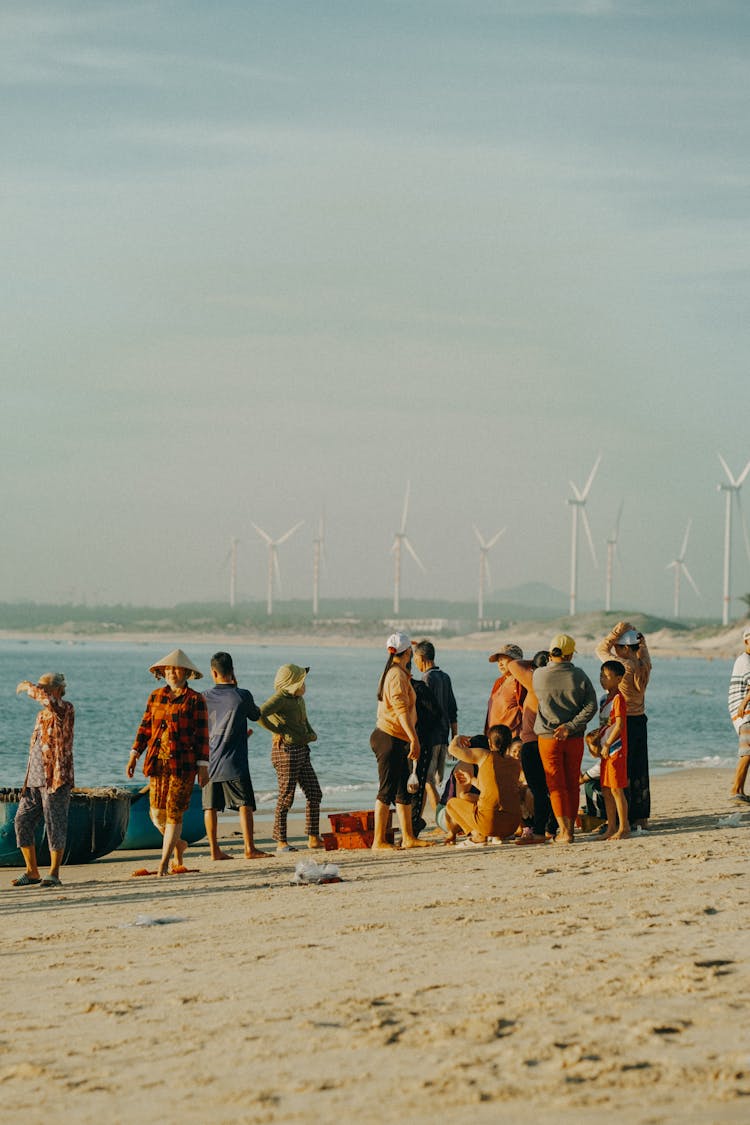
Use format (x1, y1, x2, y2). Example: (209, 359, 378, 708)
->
(276, 844, 298, 853)
(12, 873, 42, 887)
(40, 875, 62, 887)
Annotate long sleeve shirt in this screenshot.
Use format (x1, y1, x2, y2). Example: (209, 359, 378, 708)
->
(259, 691, 317, 747)
(532, 662, 597, 738)
(132, 685, 209, 778)
(25, 685, 75, 791)
(595, 625, 651, 716)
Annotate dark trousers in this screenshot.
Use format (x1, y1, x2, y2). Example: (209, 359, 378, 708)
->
(626, 714, 650, 822)
(521, 741, 557, 837)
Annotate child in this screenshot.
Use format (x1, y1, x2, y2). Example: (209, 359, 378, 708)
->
(586, 660, 630, 841)
(413, 640, 458, 821)
(259, 664, 323, 853)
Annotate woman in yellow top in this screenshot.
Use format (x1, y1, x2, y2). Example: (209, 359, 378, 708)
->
(370, 632, 431, 851)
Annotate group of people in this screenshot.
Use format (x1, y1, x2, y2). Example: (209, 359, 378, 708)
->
(8, 623, 750, 885)
(369, 621, 652, 851)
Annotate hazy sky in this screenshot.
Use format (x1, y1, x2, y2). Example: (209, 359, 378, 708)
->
(2, 1, 749, 618)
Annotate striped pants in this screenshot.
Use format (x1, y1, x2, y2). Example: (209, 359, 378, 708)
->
(271, 743, 322, 843)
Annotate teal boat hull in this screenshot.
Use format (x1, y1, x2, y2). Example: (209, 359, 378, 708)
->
(118, 783, 206, 850)
(0, 787, 131, 867)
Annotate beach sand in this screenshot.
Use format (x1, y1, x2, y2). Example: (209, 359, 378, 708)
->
(2, 767, 749, 1124)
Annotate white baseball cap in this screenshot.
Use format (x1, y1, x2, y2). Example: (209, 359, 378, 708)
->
(386, 631, 412, 655)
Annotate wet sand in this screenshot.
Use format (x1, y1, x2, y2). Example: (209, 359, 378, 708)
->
(1, 767, 749, 1124)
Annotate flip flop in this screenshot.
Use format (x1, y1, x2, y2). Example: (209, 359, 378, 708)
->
(12, 873, 42, 887)
(40, 875, 62, 888)
(456, 838, 487, 849)
(276, 844, 298, 853)
(731, 793, 750, 804)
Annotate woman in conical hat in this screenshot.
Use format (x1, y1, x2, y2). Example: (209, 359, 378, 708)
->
(127, 649, 209, 876)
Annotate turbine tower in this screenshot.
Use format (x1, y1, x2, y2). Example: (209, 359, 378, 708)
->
(666, 519, 701, 619)
(224, 536, 239, 609)
(252, 521, 304, 616)
(473, 525, 505, 625)
(391, 481, 425, 616)
(604, 501, 624, 613)
(717, 454, 750, 626)
(567, 454, 601, 617)
(312, 516, 325, 618)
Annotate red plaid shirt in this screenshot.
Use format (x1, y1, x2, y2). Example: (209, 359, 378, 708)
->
(132, 686, 209, 778)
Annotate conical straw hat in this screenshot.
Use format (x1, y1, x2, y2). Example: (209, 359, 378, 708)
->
(148, 648, 203, 680)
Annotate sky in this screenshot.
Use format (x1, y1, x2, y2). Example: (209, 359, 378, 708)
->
(1, 0, 749, 619)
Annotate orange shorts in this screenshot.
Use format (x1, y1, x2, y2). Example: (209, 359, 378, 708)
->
(149, 773, 195, 824)
(601, 749, 627, 790)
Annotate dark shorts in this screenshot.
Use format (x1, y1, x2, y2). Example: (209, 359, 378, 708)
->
(202, 775, 256, 812)
(370, 727, 410, 806)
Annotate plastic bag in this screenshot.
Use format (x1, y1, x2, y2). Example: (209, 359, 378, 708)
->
(717, 812, 742, 828)
(293, 861, 342, 884)
(406, 762, 419, 794)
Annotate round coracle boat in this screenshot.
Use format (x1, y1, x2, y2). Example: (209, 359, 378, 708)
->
(0, 786, 131, 867)
(118, 783, 206, 850)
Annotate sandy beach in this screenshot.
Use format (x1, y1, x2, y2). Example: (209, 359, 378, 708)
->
(2, 767, 749, 1124)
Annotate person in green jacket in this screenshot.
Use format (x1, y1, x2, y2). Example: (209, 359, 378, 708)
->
(259, 664, 323, 853)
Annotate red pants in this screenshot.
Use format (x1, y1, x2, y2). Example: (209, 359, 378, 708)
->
(537, 735, 584, 821)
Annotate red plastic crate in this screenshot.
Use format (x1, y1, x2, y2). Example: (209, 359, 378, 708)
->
(328, 810, 375, 833)
(322, 828, 396, 850)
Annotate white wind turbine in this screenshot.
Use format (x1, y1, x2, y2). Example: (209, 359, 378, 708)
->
(604, 501, 624, 613)
(473, 525, 506, 624)
(567, 454, 601, 616)
(251, 521, 304, 616)
(717, 454, 750, 626)
(666, 519, 701, 619)
(391, 481, 425, 616)
(312, 515, 326, 618)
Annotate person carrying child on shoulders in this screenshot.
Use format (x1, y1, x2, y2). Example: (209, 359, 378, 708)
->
(585, 660, 630, 841)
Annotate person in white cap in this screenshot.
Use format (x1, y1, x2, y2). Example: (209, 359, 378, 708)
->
(596, 620, 652, 828)
(127, 649, 209, 876)
(12, 673, 74, 888)
(369, 632, 431, 850)
(728, 627, 750, 802)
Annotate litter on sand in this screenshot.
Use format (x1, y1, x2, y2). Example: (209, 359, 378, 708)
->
(293, 861, 342, 885)
(717, 812, 742, 828)
(122, 915, 187, 927)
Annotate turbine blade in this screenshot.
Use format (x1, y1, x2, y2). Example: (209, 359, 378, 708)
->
(400, 481, 411, 534)
(666, 561, 677, 572)
(682, 565, 701, 597)
(679, 518, 692, 560)
(718, 453, 736, 486)
(473, 524, 485, 547)
(613, 500, 624, 540)
(581, 453, 602, 501)
(276, 520, 304, 546)
(581, 509, 598, 568)
(738, 459, 750, 487)
(403, 537, 426, 572)
(251, 523, 272, 545)
(569, 481, 583, 502)
(486, 527, 506, 549)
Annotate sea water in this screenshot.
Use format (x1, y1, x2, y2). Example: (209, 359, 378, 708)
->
(0, 640, 738, 812)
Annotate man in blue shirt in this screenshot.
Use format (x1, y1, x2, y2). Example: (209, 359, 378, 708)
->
(202, 651, 269, 859)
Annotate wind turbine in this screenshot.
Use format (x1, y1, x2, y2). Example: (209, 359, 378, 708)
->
(567, 454, 601, 616)
(604, 501, 624, 612)
(717, 454, 750, 626)
(312, 516, 326, 618)
(473, 525, 505, 624)
(251, 521, 304, 616)
(223, 536, 239, 609)
(391, 481, 425, 616)
(666, 519, 701, 618)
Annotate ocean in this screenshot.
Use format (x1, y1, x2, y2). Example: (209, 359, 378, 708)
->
(0, 639, 738, 812)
